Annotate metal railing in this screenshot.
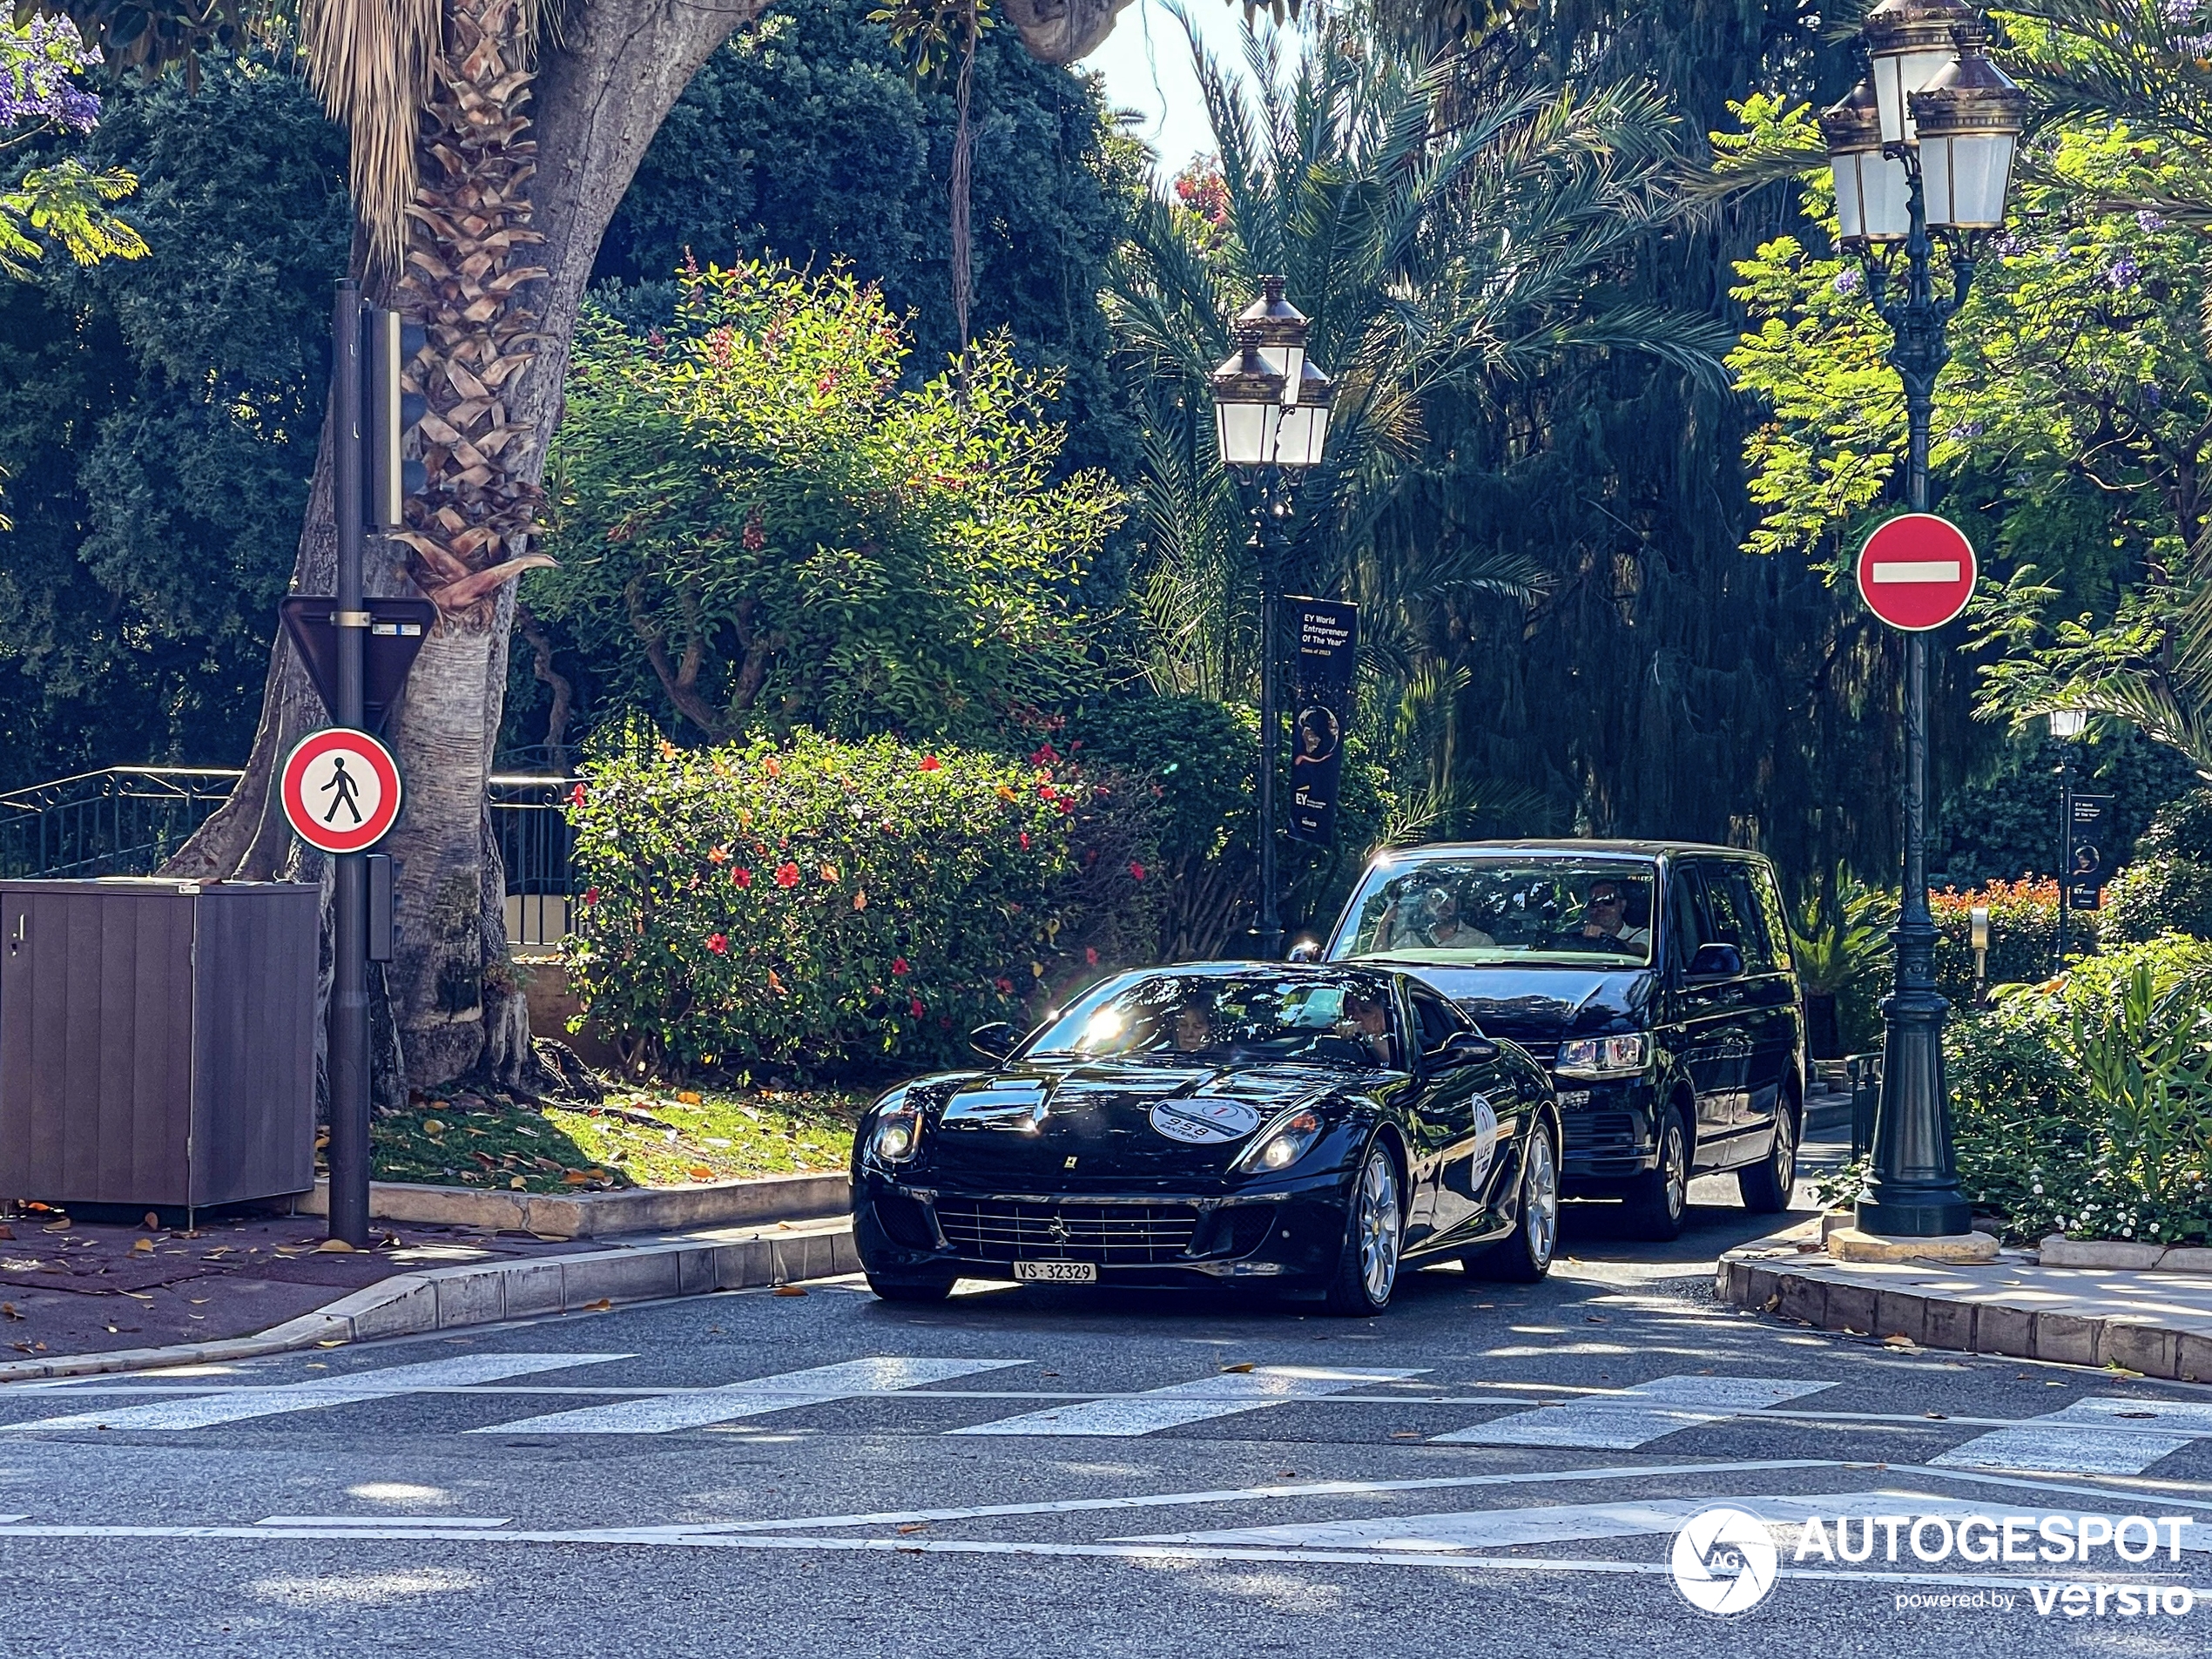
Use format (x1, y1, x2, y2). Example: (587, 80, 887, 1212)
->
(0, 766, 245, 880)
(0, 766, 582, 948)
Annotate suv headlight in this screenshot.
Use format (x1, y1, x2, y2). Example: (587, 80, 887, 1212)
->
(1231, 1108, 1323, 1174)
(870, 1103, 923, 1163)
(1554, 1033, 1649, 1079)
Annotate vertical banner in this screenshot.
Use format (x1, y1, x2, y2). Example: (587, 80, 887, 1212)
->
(1287, 598, 1359, 846)
(2067, 793, 2114, 911)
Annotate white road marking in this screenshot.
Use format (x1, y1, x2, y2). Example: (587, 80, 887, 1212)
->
(1871, 560, 1962, 583)
(947, 1366, 1423, 1437)
(257, 1516, 511, 1528)
(0, 1519, 2175, 1595)
(469, 1359, 1028, 1435)
(1431, 1374, 1837, 1447)
(1, 1353, 631, 1433)
(1123, 1488, 2212, 1554)
(1933, 1396, 2212, 1475)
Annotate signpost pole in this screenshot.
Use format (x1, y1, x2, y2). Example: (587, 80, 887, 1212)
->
(328, 280, 372, 1249)
(1856, 174, 1975, 1239)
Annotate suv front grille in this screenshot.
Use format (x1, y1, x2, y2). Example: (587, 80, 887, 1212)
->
(1563, 1111, 1640, 1149)
(933, 1199, 1201, 1264)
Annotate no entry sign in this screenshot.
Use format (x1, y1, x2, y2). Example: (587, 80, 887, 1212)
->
(1856, 513, 1978, 631)
(280, 728, 402, 853)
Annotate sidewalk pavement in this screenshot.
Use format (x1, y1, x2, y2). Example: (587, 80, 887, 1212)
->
(0, 1204, 856, 1385)
(1718, 1218, 2212, 1383)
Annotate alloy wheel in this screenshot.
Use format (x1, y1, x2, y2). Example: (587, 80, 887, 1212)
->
(1357, 1147, 1402, 1306)
(1662, 1117, 1688, 1223)
(1522, 1127, 1559, 1270)
(1771, 1107, 1797, 1195)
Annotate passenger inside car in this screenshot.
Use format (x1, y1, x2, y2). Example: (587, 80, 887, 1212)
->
(1561, 878, 1652, 954)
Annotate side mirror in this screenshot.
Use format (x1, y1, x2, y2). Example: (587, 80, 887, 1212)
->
(968, 1022, 1019, 1062)
(1286, 938, 1323, 963)
(1434, 1029, 1499, 1068)
(1687, 942, 1743, 981)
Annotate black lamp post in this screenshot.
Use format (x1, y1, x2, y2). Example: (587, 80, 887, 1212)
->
(1209, 276, 1333, 959)
(1823, 3, 2026, 1239)
(2050, 708, 2087, 969)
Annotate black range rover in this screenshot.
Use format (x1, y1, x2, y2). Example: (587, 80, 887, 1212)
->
(1310, 841, 1805, 1239)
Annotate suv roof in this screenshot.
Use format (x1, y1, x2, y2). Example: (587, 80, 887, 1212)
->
(1372, 839, 1771, 862)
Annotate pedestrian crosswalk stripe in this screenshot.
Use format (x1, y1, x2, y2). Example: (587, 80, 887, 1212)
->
(1428, 1374, 1838, 1447)
(470, 1359, 1028, 1435)
(946, 1366, 1424, 1438)
(1120, 1487, 2212, 1553)
(257, 1516, 511, 1528)
(2, 1353, 631, 1433)
(1932, 1396, 2212, 1476)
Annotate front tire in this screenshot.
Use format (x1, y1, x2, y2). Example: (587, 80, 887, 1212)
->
(1325, 1140, 1404, 1316)
(867, 1272, 956, 1304)
(1737, 1096, 1798, 1215)
(1468, 1116, 1560, 1283)
(1622, 1105, 1689, 1241)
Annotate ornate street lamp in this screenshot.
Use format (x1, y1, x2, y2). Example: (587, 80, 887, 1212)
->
(1822, 5, 2025, 1243)
(1209, 277, 1334, 958)
(2050, 707, 2087, 970)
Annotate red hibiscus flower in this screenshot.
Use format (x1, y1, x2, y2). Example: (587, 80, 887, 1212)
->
(705, 933, 728, 954)
(919, 754, 942, 772)
(582, 887, 601, 907)
(1129, 861, 1147, 881)
(1018, 831, 1030, 850)
(568, 783, 587, 806)
(995, 977, 1015, 993)
(774, 861, 800, 888)
(1085, 947, 1099, 966)
(910, 998, 926, 1020)
(891, 957, 909, 975)
(732, 867, 752, 888)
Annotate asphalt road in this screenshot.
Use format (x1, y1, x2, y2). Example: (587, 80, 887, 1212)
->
(3, 1162, 2209, 1658)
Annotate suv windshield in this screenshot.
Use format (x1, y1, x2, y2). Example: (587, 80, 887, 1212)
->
(1332, 857, 1657, 968)
(1026, 973, 1401, 1069)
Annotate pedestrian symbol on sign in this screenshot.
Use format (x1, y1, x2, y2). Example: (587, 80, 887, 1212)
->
(280, 728, 403, 853)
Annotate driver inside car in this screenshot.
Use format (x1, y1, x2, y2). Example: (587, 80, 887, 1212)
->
(1568, 879, 1650, 951)
(1334, 994, 1399, 1067)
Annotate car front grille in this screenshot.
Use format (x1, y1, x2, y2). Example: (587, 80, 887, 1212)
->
(1562, 1111, 1640, 1150)
(933, 1199, 1202, 1264)
(1514, 1039, 1560, 1069)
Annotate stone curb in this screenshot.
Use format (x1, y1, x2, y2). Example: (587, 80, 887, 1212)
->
(1715, 1243, 2212, 1385)
(0, 1217, 859, 1386)
(285, 1170, 851, 1239)
(2036, 1236, 2212, 1272)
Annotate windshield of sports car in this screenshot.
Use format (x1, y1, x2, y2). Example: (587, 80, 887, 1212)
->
(1025, 973, 1403, 1069)
(1332, 857, 1657, 967)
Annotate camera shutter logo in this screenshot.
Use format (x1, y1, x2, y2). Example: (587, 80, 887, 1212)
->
(1670, 1507, 1779, 1615)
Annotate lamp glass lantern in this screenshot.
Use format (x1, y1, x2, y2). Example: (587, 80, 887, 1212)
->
(1909, 30, 2027, 231)
(1237, 274, 1309, 404)
(1864, 0, 1978, 145)
(1820, 79, 1911, 244)
(2048, 709, 2088, 740)
(1211, 329, 1287, 468)
(1271, 362, 1335, 470)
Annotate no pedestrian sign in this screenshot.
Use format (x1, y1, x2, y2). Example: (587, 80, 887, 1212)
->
(280, 728, 402, 853)
(1856, 513, 1978, 631)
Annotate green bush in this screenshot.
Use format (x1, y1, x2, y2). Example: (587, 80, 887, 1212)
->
(1942, 934, 2212, 1244)
(2106, 854, 2212, 942)
(563, 726, 1160, 1076)
(1930, 877, 2099, 1006)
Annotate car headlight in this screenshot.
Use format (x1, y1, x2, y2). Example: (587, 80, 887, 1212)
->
(1554, 1033, 1649, 1079)
(870, 1104, 923, 1163)
(1231, 1108, 1323, 1174)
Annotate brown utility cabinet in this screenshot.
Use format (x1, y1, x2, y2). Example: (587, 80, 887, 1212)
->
(0, 879, 318, 1209)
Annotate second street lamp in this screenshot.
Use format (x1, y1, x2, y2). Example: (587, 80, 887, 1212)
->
(1210, 276, 1334, 958)
(1824, 7, 2025, 1242)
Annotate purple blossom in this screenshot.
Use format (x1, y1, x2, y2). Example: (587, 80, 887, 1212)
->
(0, 17, 103, 137)
(1831, 266, 1863, 296)
(1993, 232, 2027, 257)
(2137, 209, 2169, 233)
(2107, 253, 2142, 289)
(1946, 420, 1986, 440)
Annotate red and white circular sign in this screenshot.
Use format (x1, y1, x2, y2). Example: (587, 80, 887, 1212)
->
(1856, 513, 1978, 631)
(280, 728, 402, 853)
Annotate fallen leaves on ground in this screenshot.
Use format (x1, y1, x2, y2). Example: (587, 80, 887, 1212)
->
(772, 1285, 808, 1297)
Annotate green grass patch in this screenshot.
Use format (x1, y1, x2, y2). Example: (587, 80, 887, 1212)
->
(359, 1085, 860, 1193)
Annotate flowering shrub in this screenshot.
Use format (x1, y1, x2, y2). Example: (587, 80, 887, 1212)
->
(1930, 878, 2100, 1005)
(1935, 936, 2212, 1244)
(0, 17, 146, 279)
(563, 726, 1162, 1075)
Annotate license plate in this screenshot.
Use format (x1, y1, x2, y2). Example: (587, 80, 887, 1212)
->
(1013, 1260, 1098, 1284)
